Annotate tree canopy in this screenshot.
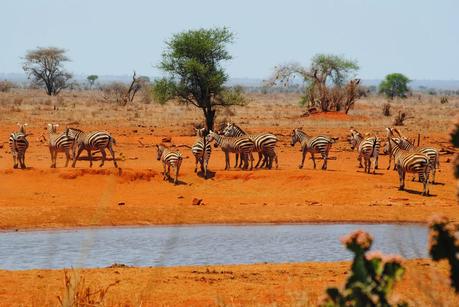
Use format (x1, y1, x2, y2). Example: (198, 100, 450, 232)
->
(266, 54, 360, 113)
(22, 47, 72, 96)
(152, 27, 245, 130)
(87, 75, 98, 89)
(379, 73, 410, 99)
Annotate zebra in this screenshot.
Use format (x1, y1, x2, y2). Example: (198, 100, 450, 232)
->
(387, 137, 430, 196)
(47, 123, 75, 168)
(348, 129, 380, 174)
(205, 130, 254, 170)
(290, 128, 338, 170)
(66, 127, 118, 168)
(191, 127, 212, 178)
(156, 144, 183, 184)
(222, 122, 278, 169)
(385, 127, 439, 183)
(9, 123, 29, 169)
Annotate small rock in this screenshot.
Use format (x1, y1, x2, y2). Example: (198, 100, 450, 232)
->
(133, 129, 138, 133)
(192, 198, 203, 206)
(118, 202, 125, 206)
(162, 137, 172, 143)
(177, 196, 184, 199)
(0, 144, 3, 149)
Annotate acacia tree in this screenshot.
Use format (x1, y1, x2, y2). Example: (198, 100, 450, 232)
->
(87, 75, 98, 89)
(152, 27, 245, 131)
(379, 73, 410, 99)
(266, 54, 360, 113)
(22, 47, 72, 96)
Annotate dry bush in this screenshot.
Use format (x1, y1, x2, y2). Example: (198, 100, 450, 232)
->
(57, 270, 119, 307)
(393, 111, 410, 126)
(102, 82, 129, 104)
(382, 103, 391, 116)
(441, 96, 449, 104)
(0, 80, 15, 93)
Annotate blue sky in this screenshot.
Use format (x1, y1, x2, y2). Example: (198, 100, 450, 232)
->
(1, 0, 458, 79)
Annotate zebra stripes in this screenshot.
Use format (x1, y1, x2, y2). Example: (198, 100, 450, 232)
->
(156, 144, 183, 184)
(387, 137, 430, 196)
(291, 128, 337, 170)
(386, 127, 439, 183)
(206, 130, 254, 170)
(348, 129, 380, 174)
(9, 123, 29, 169)
(191, 127, 212, 178)
(222, 123, 278, 169)
(66, 127, 118, 168)
(47, 123, 74, 168)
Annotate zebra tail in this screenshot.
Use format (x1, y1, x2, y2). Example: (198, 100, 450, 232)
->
(331, 137, 339, 143)
(111, 136, 117, 146)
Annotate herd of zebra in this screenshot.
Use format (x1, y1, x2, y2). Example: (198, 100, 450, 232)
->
(7, 122, 439, 195)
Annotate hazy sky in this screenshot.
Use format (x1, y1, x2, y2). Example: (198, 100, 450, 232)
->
(1, 0, 458, 79)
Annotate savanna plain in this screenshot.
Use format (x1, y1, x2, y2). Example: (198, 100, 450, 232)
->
(0, 90, 458, 306)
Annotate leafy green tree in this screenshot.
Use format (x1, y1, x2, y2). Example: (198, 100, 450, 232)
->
(87, 75, 98, 89)
(152, 27, 245, 130)
(22, 47, 72, 96)
(379, 73, 410, 99)
(267, 54, 360, 113)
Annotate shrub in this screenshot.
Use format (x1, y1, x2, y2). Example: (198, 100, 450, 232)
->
(393, 111, 410, 126)
(0, 80, 15, 92)
(382, 103, 391, 116)
(440, 96, 448, 104)
(102, 82, 129, 104)
(321, 230, 406, 307)
(428, 215, 459, 292)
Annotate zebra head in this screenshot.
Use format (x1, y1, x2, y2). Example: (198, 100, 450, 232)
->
(156, 144, 165, 160)
(205, 130, 219, 148)
(290, 128, 302, 146)
(222, 122, 235, 136)
(194, 127, 206, 138)
(348, 129, 362, 150)
(17, 123, 28, 134)
(47, 123, 59, 134)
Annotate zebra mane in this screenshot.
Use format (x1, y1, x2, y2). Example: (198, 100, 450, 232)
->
(295, 128, 310, 138)
(230, 123, 246, 134)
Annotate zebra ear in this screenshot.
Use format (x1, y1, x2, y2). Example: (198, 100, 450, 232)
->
(24, 123, 28, 126)
(48, 123, 52, 128)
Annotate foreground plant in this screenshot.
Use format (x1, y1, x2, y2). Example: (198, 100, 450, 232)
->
(429, 215, 459, 292)
(57, 270, 119, 307)
(322, 230, 407, 307)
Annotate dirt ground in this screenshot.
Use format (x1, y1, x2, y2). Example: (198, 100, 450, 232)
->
(0, 98, 457, 230)
(0, 260, 456, 306)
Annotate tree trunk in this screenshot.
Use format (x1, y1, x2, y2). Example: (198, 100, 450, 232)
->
(203, 107, 216, 131)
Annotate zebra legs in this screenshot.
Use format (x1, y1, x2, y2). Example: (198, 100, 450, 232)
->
(100, 149, 106, 167)
(49, 147, 56, 168)
(422, 170, 430, 196)
(299, 148, 307, 169)
(87, 149, 93, 167)
(254, 152, 263, 168)
(398, 168, 405, 190)
(224, 151, 230, 170)
(234, 153, 239, 168)
(108, 143, 118, 168)
(321, 153, 327, 170)
(64, 149, 70, 167)
(18, 152, 26, 169)
(12, 150, 18, 169)
(72, 145, 85, 168)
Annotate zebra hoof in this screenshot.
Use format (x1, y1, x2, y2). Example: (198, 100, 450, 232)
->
(13, 165, 18, 169)
(298, 165, 303, 169)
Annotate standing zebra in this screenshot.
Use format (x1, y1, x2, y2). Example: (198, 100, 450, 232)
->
(191, 127, 212, 178)
(386, 127, 439, 183)
(206, 130, 254, 170)
(66, 127, 118, 168)
(222, 122, 278, 169)
(47, 123, 75, 168)
(290, 128, 338, 170)
(9, 123, 29, 169)
(387, 137, 430, 196)
(156, 144, 183, 184)
(348, 129, 380, 174)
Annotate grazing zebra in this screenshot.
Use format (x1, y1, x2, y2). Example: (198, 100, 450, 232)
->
(66, 127, 118, 168)
(156, 144, 183, 184)
(206, 130, 254, 170)
(9, 123, 29, 169)
(290, 128, 338, 170)
(47, 123, 75, 168)
(348, 129, 380, 174)
(386, 127, 439, 183)
(222, 122, 278, 169)
(191, 127, 211, 178)
(387, 137, 430, 196)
